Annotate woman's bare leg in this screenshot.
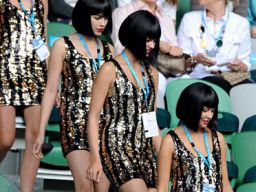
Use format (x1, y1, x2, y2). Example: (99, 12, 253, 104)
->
(20, 105, 41, 192)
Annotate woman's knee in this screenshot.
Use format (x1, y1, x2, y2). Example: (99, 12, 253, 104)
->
(0, 135, 15, 151)
(74, 180, 93, 192)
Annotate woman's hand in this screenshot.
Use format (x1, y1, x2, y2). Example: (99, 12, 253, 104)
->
(33, 135, 45, 159)
(251, 27, 256, 38)
(228, 58, 248, 72)
(86, 158, 103, 183)
(159, 41, 170, 53)
(193, 53, 216, 66)
(159, 41, 183, 56)
(55, 92, 60, 107)
(168, 46, 183, 56)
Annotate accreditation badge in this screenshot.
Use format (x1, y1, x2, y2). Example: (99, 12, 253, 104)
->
(142, 112, 159, 138)
(32, 35, 50, 61)
(202, 182, 215, 192)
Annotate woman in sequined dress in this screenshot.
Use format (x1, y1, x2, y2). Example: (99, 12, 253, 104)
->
(33, 0, 114, 191)
(86, 10, 162, 192)
(157, 82, 233, 192)
(0, 0, 48, 191)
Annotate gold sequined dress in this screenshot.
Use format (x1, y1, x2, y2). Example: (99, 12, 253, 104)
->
(0, 0, 47, 106)
(60, 36, 112, 156)
(100, 59, 157, 190)
(168, 130, 223, 192)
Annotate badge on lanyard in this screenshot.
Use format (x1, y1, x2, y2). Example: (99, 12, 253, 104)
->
(142, 112, 159, 138)
(202, 182, 215, 192)
(18, 0, 49, 61)
(200, 39, 207, 49)
(32, 35, 50, 61)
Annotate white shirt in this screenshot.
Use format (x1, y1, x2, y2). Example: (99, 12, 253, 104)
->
(177, 9, 251, 78)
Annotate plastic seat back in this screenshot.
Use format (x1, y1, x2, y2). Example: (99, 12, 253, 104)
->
(236, 182, 256, 192)
(0, 173, 11, 192)
(47, 22, 76, 47)
(230, 84, 256, 131)
(241, 115, 256, 132)
(232, 132, 256, 186)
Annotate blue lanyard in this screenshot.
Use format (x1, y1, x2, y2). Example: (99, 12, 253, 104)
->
(18, 0, 35, 32)
(201, 10, 229, 47)
(78, 34, 101, 72)
(184, 125, 212, 175)
(122, 51, 150, 110)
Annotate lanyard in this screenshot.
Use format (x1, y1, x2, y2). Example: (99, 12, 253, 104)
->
(184, 125, 212, 175)
(122, 51, 150, 110)
(201, 10, 229, 49)
(18, 0, 35, 32)
(78, 34, 101, 72)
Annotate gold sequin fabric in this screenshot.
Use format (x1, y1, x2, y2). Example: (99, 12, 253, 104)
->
(168, 130, 223, 192)
(60, 36, 112, 157)
(100, 59, 157, 190)
(0, 0, 47, 106)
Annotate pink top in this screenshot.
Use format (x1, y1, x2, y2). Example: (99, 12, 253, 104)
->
(111, 0, 178, 55)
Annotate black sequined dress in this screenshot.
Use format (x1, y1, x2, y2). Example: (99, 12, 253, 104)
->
(60, 36, 112, 156)
(168, 130, 223, 192)
(100, 59, 157, 190)
(0, 0, 47, 106)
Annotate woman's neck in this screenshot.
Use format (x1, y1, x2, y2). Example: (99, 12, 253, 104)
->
(123, 48, 138, 67)
(206, 1, 226, 22)
(80, 34, 98, 43)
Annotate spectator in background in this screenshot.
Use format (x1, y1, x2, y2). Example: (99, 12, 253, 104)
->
(178, 0, 252, 94)
(191, 0, 248, 17)
(0, 0, 49, 191)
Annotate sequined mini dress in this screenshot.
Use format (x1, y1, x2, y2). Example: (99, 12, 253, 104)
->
(100, 59, 157, 190)
(60, 36, 112, 157)
(168, 130, 223, 192)
(0, 0, 47, 106)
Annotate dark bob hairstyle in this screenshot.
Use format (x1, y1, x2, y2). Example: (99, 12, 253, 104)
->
(176, 82, 219, 132)
(118, 10, 161, 62)
(72, 0, 112, 37)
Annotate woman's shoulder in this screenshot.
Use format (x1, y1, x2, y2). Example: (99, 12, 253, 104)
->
(183, 10, 202, 20)
(229, 11, 250, 26)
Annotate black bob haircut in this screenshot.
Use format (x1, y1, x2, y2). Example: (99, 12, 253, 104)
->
(72, 0, 112, 37)
(176, 82, 219, 132)
(118, 10, 161, 62)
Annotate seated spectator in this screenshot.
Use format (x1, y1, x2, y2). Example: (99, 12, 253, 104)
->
(178, 0, 253, 94)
